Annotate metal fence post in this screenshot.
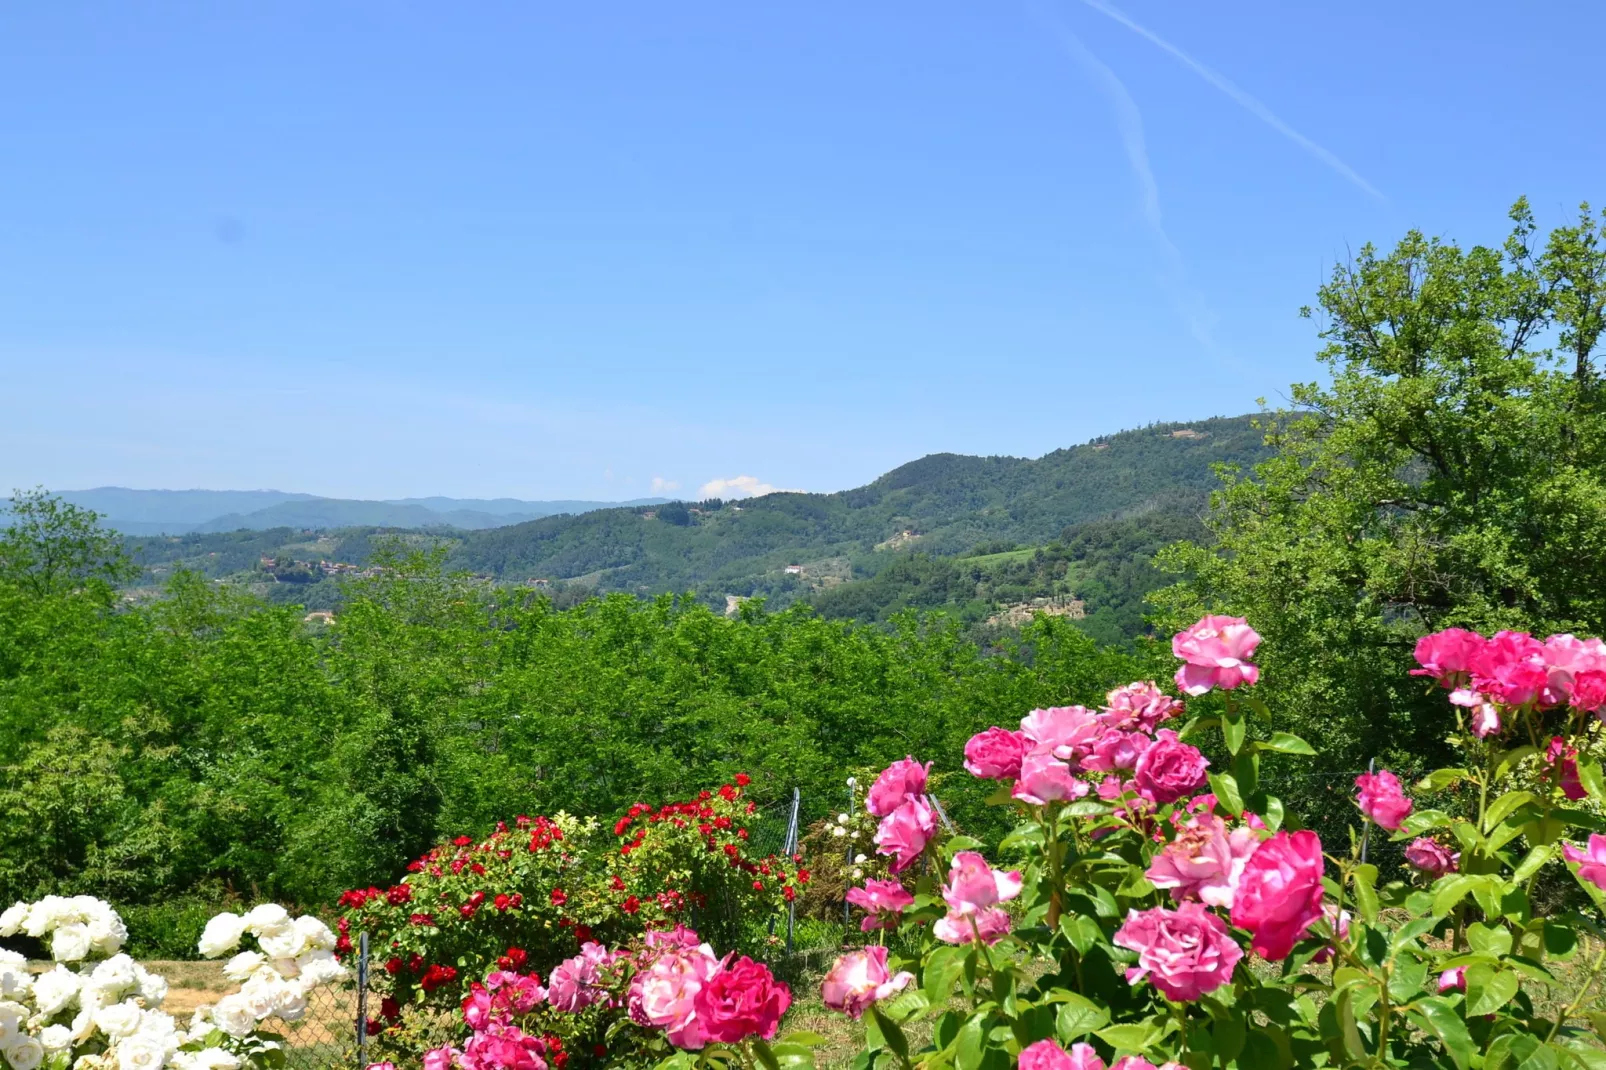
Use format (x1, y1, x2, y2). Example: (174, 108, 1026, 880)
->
(355, 932, 369, 1070)
(843, 777, 856, 930)
(784, 786, 801, 955)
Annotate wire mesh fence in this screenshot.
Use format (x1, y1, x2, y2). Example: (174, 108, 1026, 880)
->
(282, 979, 361, 1070)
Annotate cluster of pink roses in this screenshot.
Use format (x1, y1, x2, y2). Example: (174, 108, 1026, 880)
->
(963, 679, 1203, 813)
(1413, 627, 1606, 736)
(866, 758, 938, 872)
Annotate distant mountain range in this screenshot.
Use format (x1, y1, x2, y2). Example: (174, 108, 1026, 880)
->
(57, 488, 670, 535)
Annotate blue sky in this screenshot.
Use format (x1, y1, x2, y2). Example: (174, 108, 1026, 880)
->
(3, 2, 1602, 501)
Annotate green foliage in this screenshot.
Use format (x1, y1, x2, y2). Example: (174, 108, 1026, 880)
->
(1157, 200, 1606, 783)
(119, 897, 225, 960)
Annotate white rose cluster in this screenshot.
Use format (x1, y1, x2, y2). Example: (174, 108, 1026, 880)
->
(195, 906, 345, 1033)
(0, 896, 336, 1070)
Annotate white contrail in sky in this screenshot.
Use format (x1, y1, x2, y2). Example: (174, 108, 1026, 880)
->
(1040, 17, 1223, 357)
(1080, 0, 1384, 200)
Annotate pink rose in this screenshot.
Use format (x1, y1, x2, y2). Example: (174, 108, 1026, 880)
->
(462, 983, 494, 1030)
(1103, 681, 1183, 732)
(1171, 615, 1261, 695)
(1404, 837, 1458, 877)
(1450, 689, 1503, 737)
(1471, 630, 1548, 707)
(1012, 750, 1090, 805)
(1354, 769, 1413, 831)
(423, 1048, 458, 1070)
(1546, 737, 1587, 801)
(819, 946, 913, 1019)
(645, 924, 703, 950)
(1438, 966, 1466, 993)
(866, 757, 930, 817)
(631, 945, 718, 1048)
(963, 727, 1026, 780)
(844, 879, 914, 931)
(873, 796, 936, 873)
(1571, 669, 1606, 715)
(1110, 1060, 1162, 1070)
(933, 906, 1011, 946)
(1410, 628, 1485, 687)
(546, 942, 611, 1012)
(1018, 1039, 1105, 1070)
(1231, 830, 1325, 961)
(1082, 727, 1151, 773)
(1562, 833, 1606, 892)
(694, 956, 791, 1044)
(1113, 902, 1242, 1001)
(1132, 729, 1209, 805)
(941, 851, 1023, 916)
(1145, 811, 1259, 908)
(1021, 705, 1104, 762)
(462, 1030, 547, 1070)
(1542, 634, 1606, 706)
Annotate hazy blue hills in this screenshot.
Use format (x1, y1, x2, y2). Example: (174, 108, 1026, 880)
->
(57, 488, 669, 535)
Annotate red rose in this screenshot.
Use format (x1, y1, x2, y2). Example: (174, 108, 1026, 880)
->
(621, 896, 640, 914)
(453, 835, 473, 847)
(550, 889, 567, 906)
(384, 957, 403, 976)
(380, 997, 400, 1020)
(494, 894, 512, 912)
(736, 773, 751, 786)
(695, 956, 791, 1043)
(574, 925, 593, 943)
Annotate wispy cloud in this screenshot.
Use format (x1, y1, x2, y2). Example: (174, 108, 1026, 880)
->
(649, 476, 681, 494)
(697, 475, 802, 500)
(1035, 12, 1220, 354)
(1079, 0, 1384, 200)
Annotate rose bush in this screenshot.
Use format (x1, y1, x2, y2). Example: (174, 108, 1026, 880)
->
(800, 617, 1606, 1070)
(341, 778, 807, 1064)
(0, 896, 342, 1070)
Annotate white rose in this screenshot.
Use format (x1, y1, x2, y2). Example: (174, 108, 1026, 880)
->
(196, 915, 247, 959)
(86, 911, 127, 957)
(0, 965, 29, 1002)
(191, 1049, 238, 1070)
(31, 967, 80, 1017)
(23, 897, 68, 938)
(831, 826, 846, 838)
(273, 985, 306, 1023)
(852, 868, 864, 879)
(254, 930, 302, 961)
(0, 906, 27, 938)
(132, 968, 167, 1009)
(290, 917, 335, 953)
(0, 1003, 24, 1045)
(292, 952, 345, 989)
(238, 978, 281, 1021)
(837, 813, 850, 824)
(51, 924, 92, 963)
(209, 998, 255, 1040)
(113, 1035, 165, 1070)
(220, 953, 265, 985)
(95, 1002, 144, 1039)
(37, 1026, 73, 1053)
(73, 1055, 110, 1070)
(89, 956, 137, 997)
(853, 853, 867, 864)
(185, 1009, 210, 1036)
(239, 905, 289, 937)
(5, 1037, 45, 1070)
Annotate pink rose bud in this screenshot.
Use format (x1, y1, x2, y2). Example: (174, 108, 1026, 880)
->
(1354, 769, 1413, 831)
(1403, 837, 1458, 877)
(1438, 966, 1466, 993)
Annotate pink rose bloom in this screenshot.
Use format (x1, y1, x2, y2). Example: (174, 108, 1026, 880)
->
(1471, 630, 1549, 707)
(933, 906, 1011, 946)
(941, 851, 1023, 916)
(462, 983, 494, 1030)
(1171, 615, 1261, 696)
(844, 879, 915, 931)
(1354, 769, 1413, 831)
(1546, 737, 1587, 801)
(1132, 730, 1209, 805)
(695, 956, 791, 1044)
(1571, 669, 1606, 715)
(1021, 705, 1103, 762)
(1103, 681, 1183, 732)
(1542, 634, 1606, 706)
(1146, 811, 1259, 908)
(819, 946, 913, 1019)
(866, 757, 931, 817)
(645, 924, 703, 950)
(1438, 966, 1466, 994)
(1082, 727, 1151, 773)
(873, 796, 936, 873)
(368, 1063, 398, 1070)
(1411, 628, 1485, 687)
(963, 727, 1026, 780)
(631, 945, 718, 1048)
(1019, 1039, 1106, 1070)
(1113, 902, 1242, 1001)
(1013, 750, 1090, 805)
(547, 942, 611, 1012)
(1450, 689, 1503, 737)
(1231, 830, 1325, 961)
(1404, 837, 1459, 877)
(1562, 834, 1606, 892)
(463, 1031, 546, 1070)
(423, 1049, 458, 1070)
